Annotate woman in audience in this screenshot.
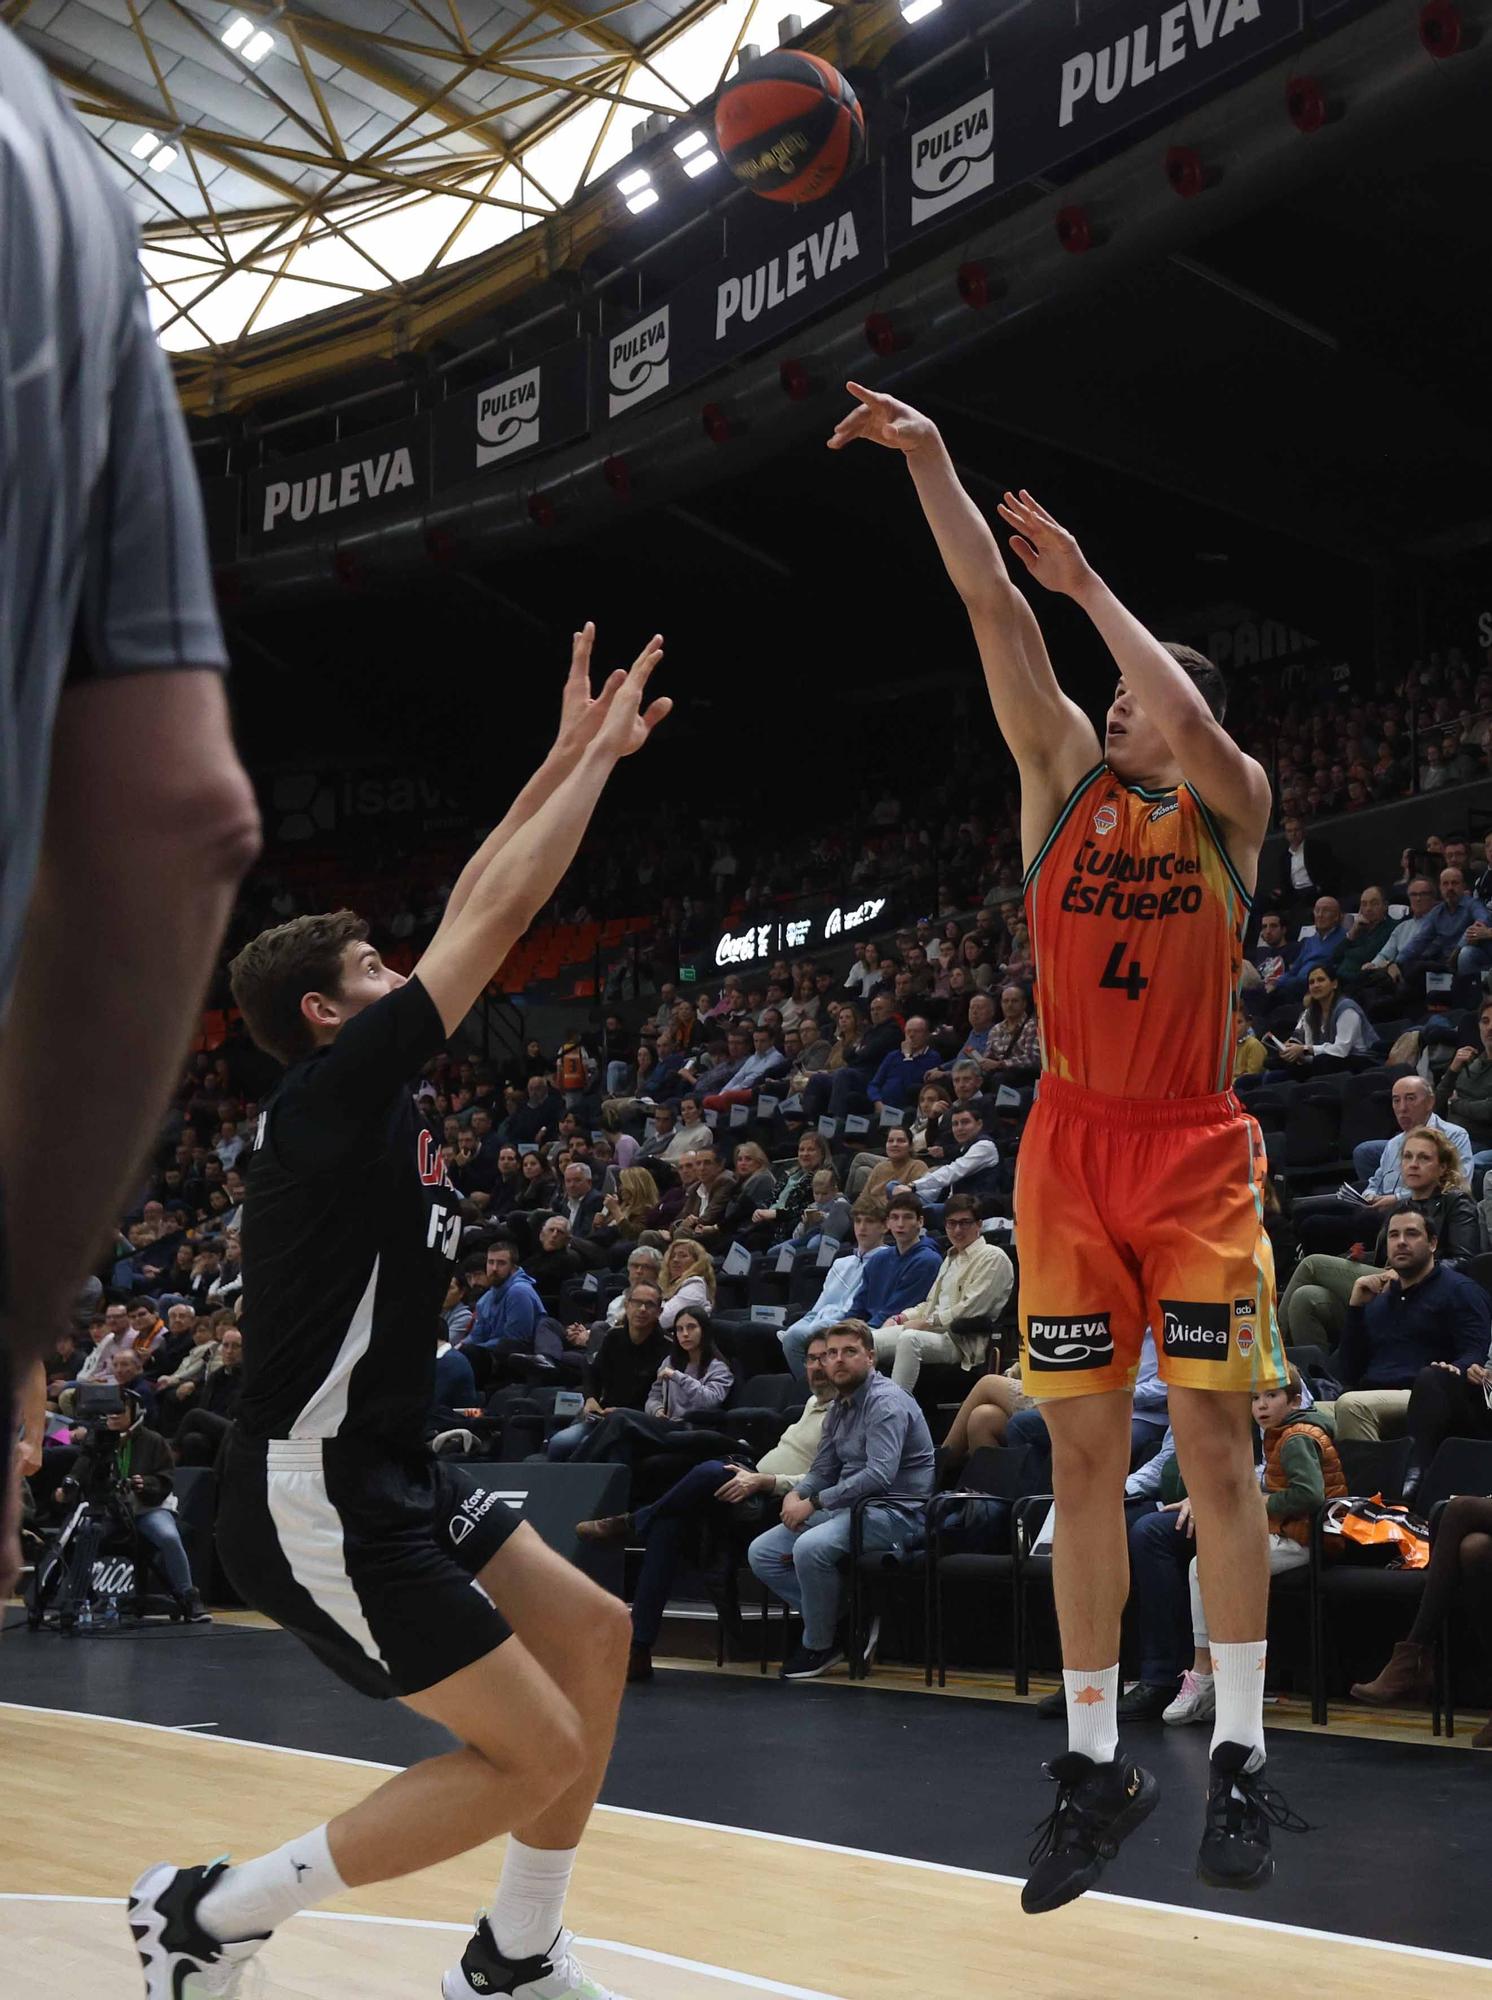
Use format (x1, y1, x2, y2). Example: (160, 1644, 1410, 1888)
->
(790, 1167, 852, 1256)
(720, 1142, 778, 1240)
(1351, 1490, 1492, 1741)
(1280, 1126, 1480, 1345)
(958, 933, 995, 992)
(780, 970, 820, 1031)
(987, 983, 1041, 1071)
(940, 963, 973, 1040)
(594, 1167, 662, 1251)
(206, 1227, 242, 1307)
(601, 1041, 657, 1124)
(745, 1128, 832, 1246)
(522, 1037, 550, 1079)
(1270, 965, 1377, 1075)
(659, 1236, 717, 1331)
(844, 944, 884, 1000)
(910, 1081, 953, 1157)
(569, 1308, 734, 1470)
(857, 1127, 914, 1204)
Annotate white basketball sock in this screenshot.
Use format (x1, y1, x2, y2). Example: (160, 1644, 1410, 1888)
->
(489, 1837, 578, 1962)
(1063, 1665, 1119, 1765)
(1209, 1639, 1268, 1760)
(196, 1823, 347, 1944)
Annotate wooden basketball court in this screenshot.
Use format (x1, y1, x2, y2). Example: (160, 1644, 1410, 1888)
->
(3, 1691, 1486, 2000)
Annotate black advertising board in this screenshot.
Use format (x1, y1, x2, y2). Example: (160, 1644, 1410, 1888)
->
(431, 341, 589, 492)
(995, 0, 1305, 189)
(594, 170, 889, 423)
(248, 414, 430, 550)
(198, 473, 241, 565)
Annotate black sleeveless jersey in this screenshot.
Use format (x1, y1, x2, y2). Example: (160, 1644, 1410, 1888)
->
(235, 978, 459, 1450)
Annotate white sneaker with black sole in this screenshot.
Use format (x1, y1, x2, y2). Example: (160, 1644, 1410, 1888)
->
(443, 1916, 628, 1998)
(129, 1861, 268, 1997)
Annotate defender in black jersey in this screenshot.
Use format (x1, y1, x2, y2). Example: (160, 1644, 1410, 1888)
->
(131, 629, 670, 2000)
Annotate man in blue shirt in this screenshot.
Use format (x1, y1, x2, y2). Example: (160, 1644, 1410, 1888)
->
(1274, 896, 1348, 1002)
(1335, 1205, 1490, 1445)
(702, 1023, 788, 1111)
(466, 1241, 543, 1356)
(749, 1316, 934, 1678)
(1399, 865, 1489, 999)
(851, 1191, 943, 1324)
(868, 1015, 943, 1114)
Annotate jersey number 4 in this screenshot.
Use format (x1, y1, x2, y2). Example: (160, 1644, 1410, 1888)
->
(1099, 941, 1149, 1001)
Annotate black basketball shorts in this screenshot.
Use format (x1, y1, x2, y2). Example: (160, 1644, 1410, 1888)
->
(217, 1432, 524, 1700)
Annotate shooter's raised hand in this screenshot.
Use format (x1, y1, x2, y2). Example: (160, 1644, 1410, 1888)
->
(827, 381, 937, 456)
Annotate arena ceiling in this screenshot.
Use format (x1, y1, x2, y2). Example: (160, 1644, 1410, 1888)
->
(4, 0, 842, 358)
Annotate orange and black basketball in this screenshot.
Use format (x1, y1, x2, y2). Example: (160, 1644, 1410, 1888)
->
(714, 52, 866, 205)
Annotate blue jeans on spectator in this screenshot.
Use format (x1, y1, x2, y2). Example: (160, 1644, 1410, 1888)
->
(747, 1504, 919, 1650)
(1457, 942, 1492, 1001)
(547, 1418, 594, 1461)
(1006, 1406, 1167, 1488)
(799, 1066, 870, 1124)
(780, 1322, 820, 1384)
(1127, 1500, 1193, 1687)
(135, 1507, 194, 1596)
(1353, 1138, 1388, 1185)
(630, 1457, 741, 1647)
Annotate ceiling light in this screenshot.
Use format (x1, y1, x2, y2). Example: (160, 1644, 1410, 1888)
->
(617, 168, 651, 197)
(625, 187, 660, 214)
(672, 130, 709, 160)
(243, 29, 275, 62)
(901, 0, 941, 21)
(130, 130, 160, 159)
(682, 148, 718, 178)
(149, 144, 178, 173)
(221, 15, 255, 50)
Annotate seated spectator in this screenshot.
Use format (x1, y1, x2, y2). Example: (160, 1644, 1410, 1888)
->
(648, 1150, 701, 1234)
(748, 1129, 833, 1247)
(893, 1102, 1002, 1216)
(785, 1020, 832, 1083)
(552, 1161, 604, 1238)
(173, 1325, 244, 1468)
(1269, 813, 1339, 920)
(927, 1062, 993, 1157)
(672, 1149, 737, 1245)
(854, 1126, 914, 1204)
(467, 1240, 544, 1356)
(547, 1280, 670, 1461)
(679, 1028, 749, 1106)
(1293, 1074, 1472, 1258)
(1267, 967, 1377, 1075)
(1398, 865, 1488, 999)
(441, 1269, 477, 1346)
(512, 1148, 556, 1231)
(789, 1168, 852, 1255)
(505, 1072, 565, 1149)
(781, 970, 821, 1032)
(662, 1095, 713, 1159)
(869, 1194, 1012, 1391)
(56, 1389, 208, 1620)
(580, 1330, 839, 1681)
(985, 984, 1040, 1073)
(956, 932, 995, 992)
(567, 1307, 734, 1469)
(635, 1102, 681, 1162)
(1240, 910, 1294, 1006)
(1354, 876, 1437, 997)
(702, 1023, 788, 1112)
(128, 1299, 168, 1364)
(143, 1302, 198, 1382)
(748, 1318, 934, 1680)
(1331, 1204, 1489, 1441)
(591, 1244, 666, 1334)
(658, 1236, 717, 1332)
(430, 1327, 478, 1437)
(111, 1349, 160, 1431)
(719, 1142, 779, 1239)
(1436, 999, 1492, 1185)
(909, 1080, 953, 1157)
(854, 1191, 944, 1328)
(1282, 1127, 1481, 1347)
(594, 1167, 662, 1248)
(43, 1328, 87, 1400)
(1272, 895, 1348, 1004)
(797, 993, 902, 1124)
(780, 1200, 889, 1381)
(1351, 1491, 1492, 1736)
(868, 1015, 941, 1118)
(843, 943, 884, 999)
(525, 1214, 585, 1315)
(1338, 886, 1395, 984)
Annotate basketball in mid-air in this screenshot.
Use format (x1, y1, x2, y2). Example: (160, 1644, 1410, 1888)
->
(714, 52, 866, 205)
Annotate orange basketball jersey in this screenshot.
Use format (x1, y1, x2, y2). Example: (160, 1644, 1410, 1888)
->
(1025, 765, 1250, 1100)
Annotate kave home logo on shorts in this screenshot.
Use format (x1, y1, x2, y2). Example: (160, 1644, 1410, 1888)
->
(608, 304, 670, 417)
(1026, 1313, 1114, 1371)
(476, 364, 540, 467)
(909, 89, 994, 227)
(1161, 1299, 1230, 1362)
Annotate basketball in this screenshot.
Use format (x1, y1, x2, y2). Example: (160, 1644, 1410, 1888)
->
(714, 51, 865, 205)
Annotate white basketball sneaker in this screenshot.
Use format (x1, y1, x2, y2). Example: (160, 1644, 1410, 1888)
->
(129, 1861, 268, 1996)
(1163, 1669, 1217, 1726)
(442, 1916, 628, 1999)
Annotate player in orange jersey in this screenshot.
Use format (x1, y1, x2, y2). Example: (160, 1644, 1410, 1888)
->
(831, 385, 1299, 1910)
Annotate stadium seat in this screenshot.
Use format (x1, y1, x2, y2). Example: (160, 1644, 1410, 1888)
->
(927, 1447, 1039, 1689)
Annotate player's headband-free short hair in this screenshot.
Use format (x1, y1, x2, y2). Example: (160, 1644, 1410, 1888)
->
(1162, 642, 1227, 723)
(229, 909, 371, 1068)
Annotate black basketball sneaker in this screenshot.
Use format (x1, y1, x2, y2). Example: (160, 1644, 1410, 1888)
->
(443, 1914, 626, 1998)
(129, 1860, 268, 1996)
(1021, 1750, 1160, 1914)
(1197, 1741, 1310, 1890)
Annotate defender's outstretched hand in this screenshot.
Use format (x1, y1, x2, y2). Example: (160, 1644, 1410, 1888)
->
(554, 623, 670, 763)
(995, 491, 1096, 600)
(828, 381, 937, 455)
(593, 632, 671, 760)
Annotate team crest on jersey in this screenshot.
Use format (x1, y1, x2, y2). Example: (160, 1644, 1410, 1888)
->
(416, 1128, 452, 1189)
(1093, 803, 1118, 836)
(1236, 1325, 1256, 1357)
(1148, 799, 1179, 823)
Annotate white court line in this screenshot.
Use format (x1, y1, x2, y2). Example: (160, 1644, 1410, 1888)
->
(4, 1699, 1489, 1975)
(0, 1895, 844, 2000)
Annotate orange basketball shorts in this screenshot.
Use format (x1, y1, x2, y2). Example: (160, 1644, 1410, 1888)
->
(1015, 1074, 1287, 1399)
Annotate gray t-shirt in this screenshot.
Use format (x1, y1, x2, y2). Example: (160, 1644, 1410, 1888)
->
(0, 24, 226, 1016)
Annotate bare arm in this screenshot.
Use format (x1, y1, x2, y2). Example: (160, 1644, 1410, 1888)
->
(997, 491, 1272, 868)
(428, 623, 639, 947)
(829, 385, 1098, 852)
(415, 640, 669, 1036)
(0, 674, 262, 1367)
